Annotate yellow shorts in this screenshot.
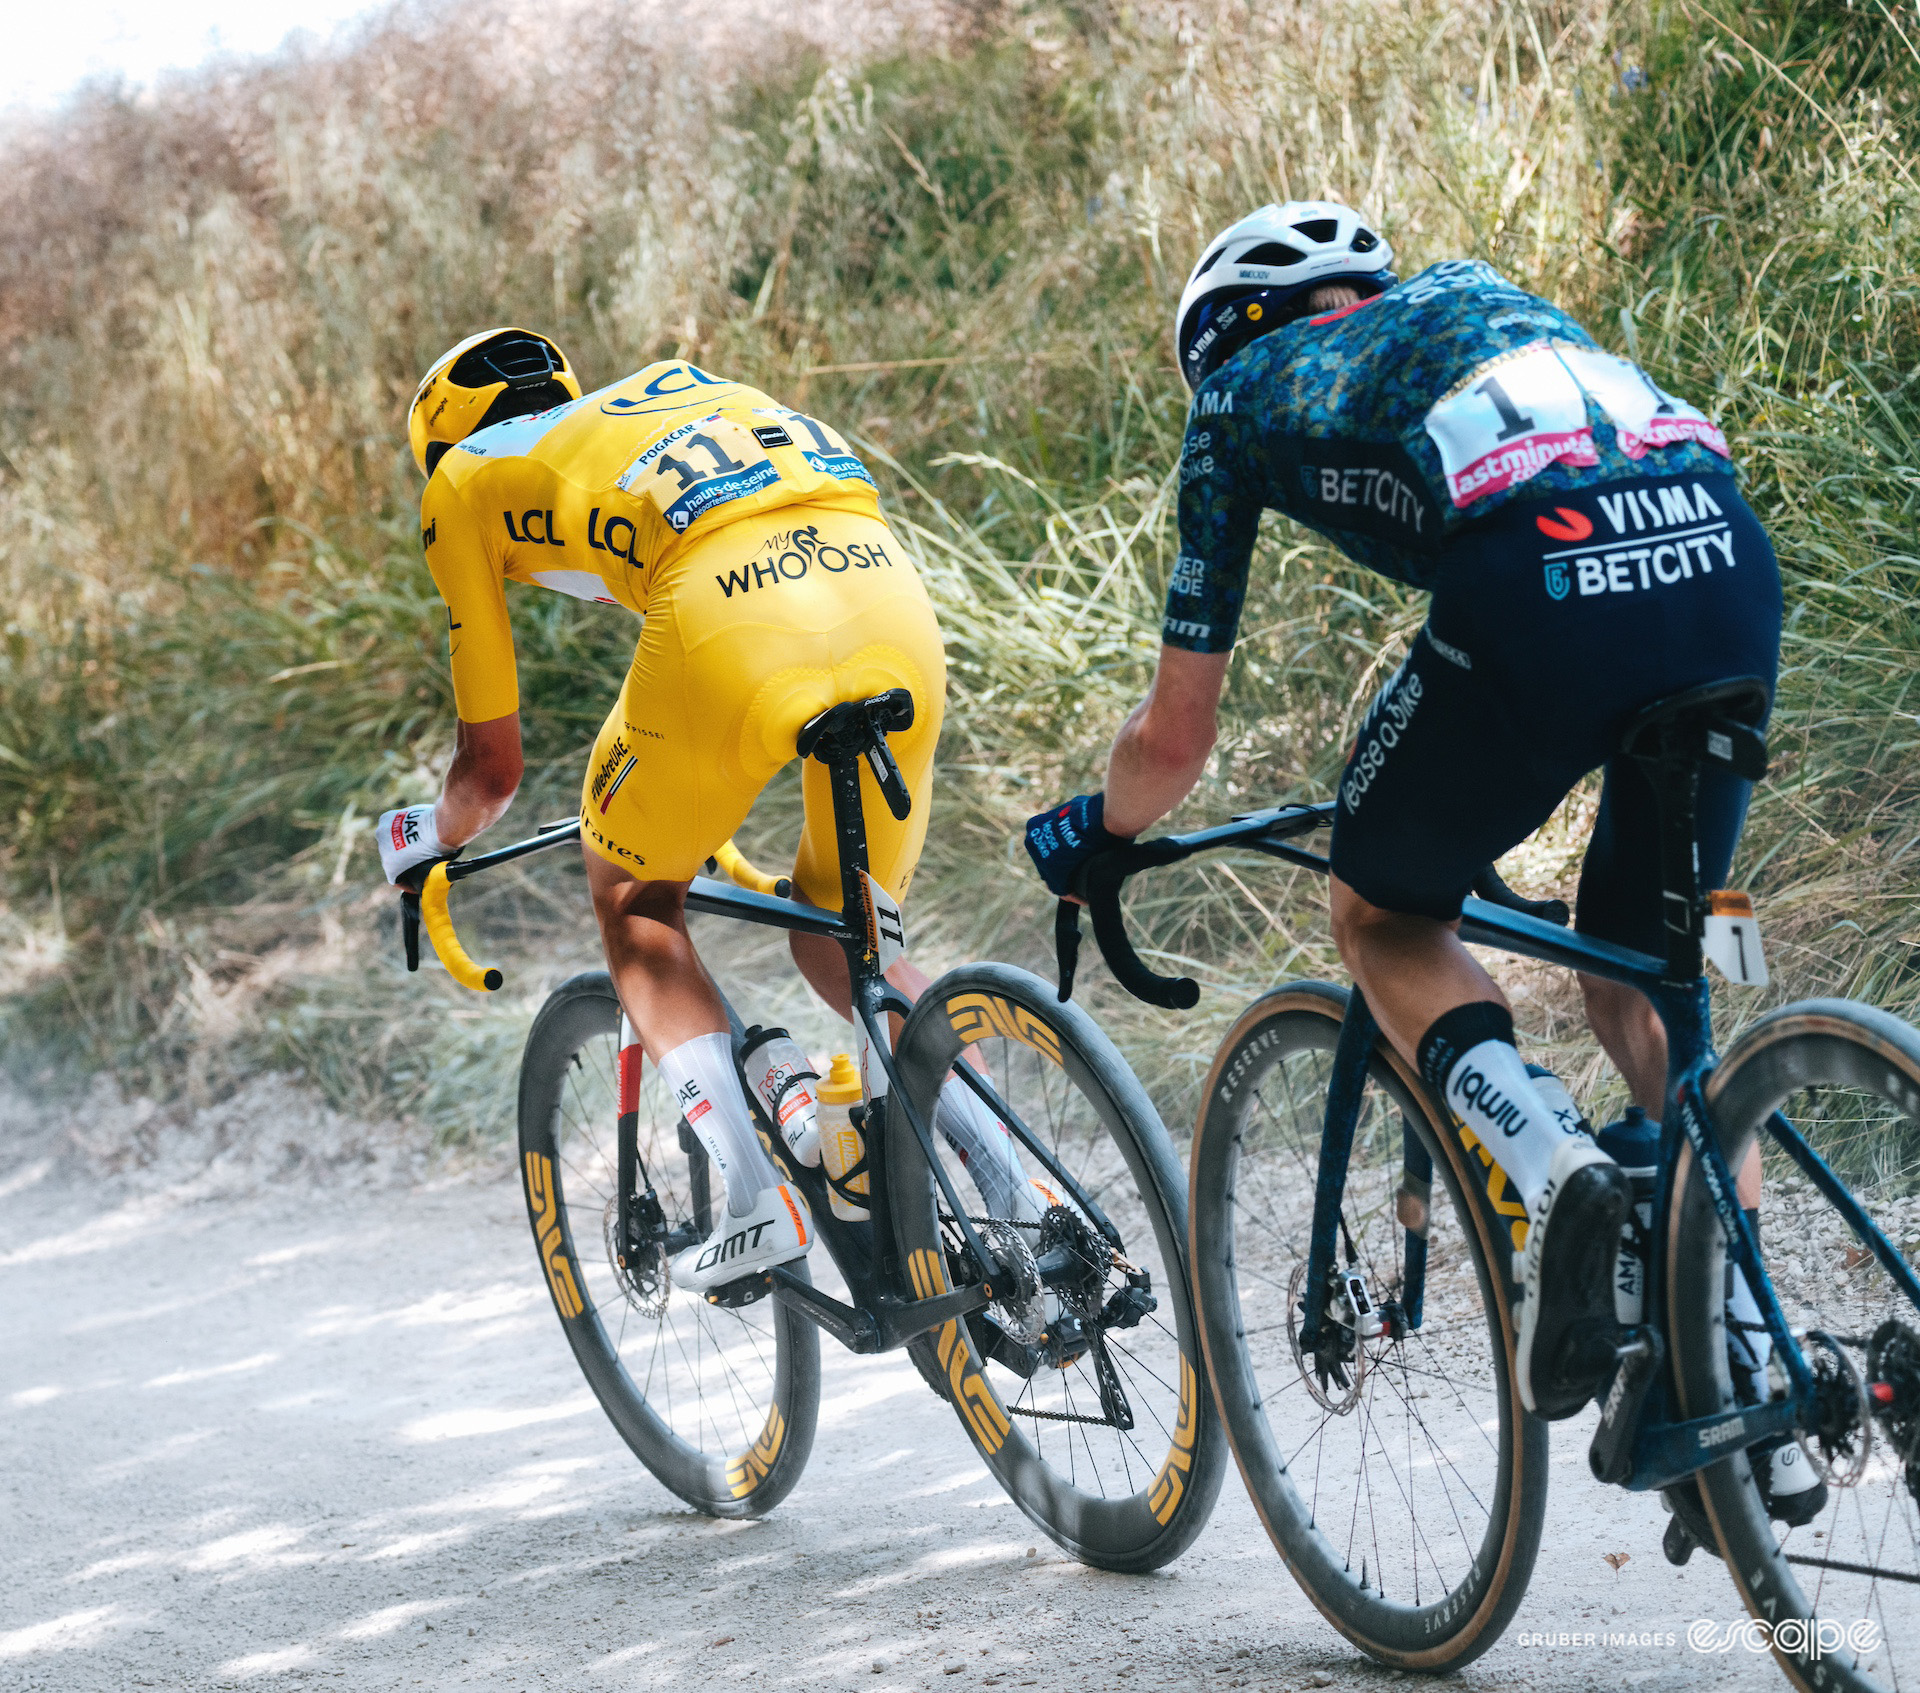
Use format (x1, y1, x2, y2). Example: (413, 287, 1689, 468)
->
(579, 507, 945, 909)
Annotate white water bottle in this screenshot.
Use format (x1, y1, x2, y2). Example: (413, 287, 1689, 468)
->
(742, 1026, 820, 1167)
(815, 1053, 869, 1221)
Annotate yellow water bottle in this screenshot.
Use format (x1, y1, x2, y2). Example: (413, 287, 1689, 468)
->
(816, 1053, 869, 1221)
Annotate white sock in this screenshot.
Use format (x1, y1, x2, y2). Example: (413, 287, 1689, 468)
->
(1442, 1039, 1590, 1212)
(1727, 1255, 1774, 1398)
(934, 1073, 1034, 1220)
(656, 1032, 781, 1218)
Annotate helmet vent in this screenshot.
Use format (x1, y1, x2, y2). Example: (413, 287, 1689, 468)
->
(1290, 219, 1339, 243)
(1240, 241, 1305, 268)
(449, 333, 564, 391)
(1351, 228, 1379, 252)
(1195, 245, 1229, 276)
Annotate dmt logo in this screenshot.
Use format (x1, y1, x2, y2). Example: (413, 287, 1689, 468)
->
(523, 1152, 584, 1319)
(945, 994, 1063, 1066)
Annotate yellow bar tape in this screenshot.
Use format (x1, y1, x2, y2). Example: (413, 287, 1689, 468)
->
(712, 839, 793, 900)
(420, 861, 504, 993)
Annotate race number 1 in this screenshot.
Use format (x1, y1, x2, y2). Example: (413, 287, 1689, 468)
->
(1422, 343, 1598, 506)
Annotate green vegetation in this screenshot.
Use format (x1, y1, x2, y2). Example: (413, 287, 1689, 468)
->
(0, 0, 1915, 1138)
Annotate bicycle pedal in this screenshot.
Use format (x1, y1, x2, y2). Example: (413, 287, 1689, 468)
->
(1662, 1512, 1699, 1566)
(1589, 1325, 1663, 1486)
(705, 1272, 774, 1310)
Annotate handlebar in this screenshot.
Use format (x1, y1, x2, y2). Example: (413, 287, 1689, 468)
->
(710, 839, 793, 899)
(1057, 802, 1572, 1009)
(398, 819, 796, 993)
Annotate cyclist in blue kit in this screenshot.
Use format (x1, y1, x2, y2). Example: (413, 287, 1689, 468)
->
(1025, 204, 1793, 1462)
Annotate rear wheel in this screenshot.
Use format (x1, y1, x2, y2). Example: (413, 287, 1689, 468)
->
(887, 963, 1226, 1572)
(1186, 983, 1547, 1670)
(517, 972, 820, 1517)
(1670, 999, 1920, 1692)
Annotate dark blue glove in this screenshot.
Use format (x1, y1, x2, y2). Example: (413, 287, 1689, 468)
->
(1024, 792, 1128, 898)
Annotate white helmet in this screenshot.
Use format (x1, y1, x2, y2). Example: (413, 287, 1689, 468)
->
(1174, 201, 1395, 390)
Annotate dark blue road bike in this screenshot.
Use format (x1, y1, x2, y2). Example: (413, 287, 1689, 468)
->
(1061, 678, 1920, 1689)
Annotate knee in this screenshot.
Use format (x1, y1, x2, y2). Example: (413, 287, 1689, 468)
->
(589, 875, 689, 956)
(1329, 877, 1388, 962)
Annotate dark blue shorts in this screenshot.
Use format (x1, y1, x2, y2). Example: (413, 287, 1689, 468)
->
(1327, 472, 1782, 955)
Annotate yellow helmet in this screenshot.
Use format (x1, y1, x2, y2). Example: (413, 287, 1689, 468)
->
(408, 328, 582, 476)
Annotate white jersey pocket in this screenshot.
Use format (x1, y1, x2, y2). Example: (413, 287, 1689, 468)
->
(1555, 346, 1731, 462)
(1423, 341, 1599, 507)
(530, 569, 621, 606)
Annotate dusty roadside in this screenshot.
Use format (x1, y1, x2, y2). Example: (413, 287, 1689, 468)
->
(1, 1109, 1778, 1692)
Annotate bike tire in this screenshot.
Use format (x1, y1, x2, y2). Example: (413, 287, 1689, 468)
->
(1187, 982, 1548, 1670)
(887, 962, 1227, 1573)
(1669, 998, 1920, 1692)
(517, 971, 820, 1518)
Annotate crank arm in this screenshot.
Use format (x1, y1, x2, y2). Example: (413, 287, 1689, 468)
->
(766, 1267, 881, 1353)
(1622, 1396, 1803, 1492)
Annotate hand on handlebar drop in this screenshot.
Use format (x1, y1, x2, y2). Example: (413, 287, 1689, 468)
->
(1023, 792, 1133, 899)
(376, 803, 448, 885)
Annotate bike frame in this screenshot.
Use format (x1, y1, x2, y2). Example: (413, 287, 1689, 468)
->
(1068, 799, 1920, 1494)
(403, 715, 1122, 1361)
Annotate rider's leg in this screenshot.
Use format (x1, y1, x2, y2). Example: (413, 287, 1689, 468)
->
(1328, 632, 1628, 1420)
(1330, 877, 1589, 1210)
(584, 855, 784, 1217)
(790, 931, 1043, 1220)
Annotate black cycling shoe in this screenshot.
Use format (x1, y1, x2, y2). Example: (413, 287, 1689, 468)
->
(1515, 1138, 1631, 1420)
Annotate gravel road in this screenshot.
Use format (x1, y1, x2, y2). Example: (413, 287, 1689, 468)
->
(0, 1111, 1783, 1693)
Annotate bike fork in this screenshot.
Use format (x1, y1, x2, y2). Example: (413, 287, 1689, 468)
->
(1299, 992, 1377, 1352)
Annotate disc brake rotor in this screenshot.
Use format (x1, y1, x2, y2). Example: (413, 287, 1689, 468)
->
(604, 1196, 670, 1319)
(1799, 1327, 1873, 1489)
(981, 1218, 1047, 1344)
(1288, 1259, 1365, 1416)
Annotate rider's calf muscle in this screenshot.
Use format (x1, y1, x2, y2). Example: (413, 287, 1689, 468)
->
(1328, 875, 1509, 1065)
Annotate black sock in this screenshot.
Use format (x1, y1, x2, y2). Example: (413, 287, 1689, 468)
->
(1416, 1000, 1516, 1097)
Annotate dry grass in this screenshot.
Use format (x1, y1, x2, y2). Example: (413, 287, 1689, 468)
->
(0, 0, 1915, 1147)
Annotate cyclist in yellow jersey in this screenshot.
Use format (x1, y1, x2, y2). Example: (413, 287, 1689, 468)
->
(377, 329, 1044, 1291)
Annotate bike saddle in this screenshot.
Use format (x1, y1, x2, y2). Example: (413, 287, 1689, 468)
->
(795, 687, 915, 759)
(795, 687, 916, 821)
(1618, 676, 1770, 779)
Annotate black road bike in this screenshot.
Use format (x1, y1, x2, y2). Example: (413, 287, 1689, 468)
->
(398, 689, 1225, 1571)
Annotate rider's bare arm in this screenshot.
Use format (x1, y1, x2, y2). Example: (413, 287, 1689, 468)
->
(1102, 647, 1231, 837)
(434, 712, 523, 848)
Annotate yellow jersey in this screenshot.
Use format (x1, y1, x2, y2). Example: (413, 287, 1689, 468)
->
(419, 360, 885, 721)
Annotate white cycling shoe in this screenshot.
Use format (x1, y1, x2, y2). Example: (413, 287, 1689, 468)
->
(670, 1182, 813, 1295)
(1514, 1136, 1631, 1419)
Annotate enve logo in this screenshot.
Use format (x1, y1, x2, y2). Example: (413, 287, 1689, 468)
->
(1535, 506, 1594, 542)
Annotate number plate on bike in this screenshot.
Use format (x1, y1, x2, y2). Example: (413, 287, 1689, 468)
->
(1703, 890, 1768, 987)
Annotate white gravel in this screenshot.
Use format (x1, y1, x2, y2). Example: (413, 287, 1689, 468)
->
(0, 1097, 1784, 1692)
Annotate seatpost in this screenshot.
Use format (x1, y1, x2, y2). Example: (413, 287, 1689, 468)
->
(825, 732, 872, 948)
(1654, 723, 1705, 984)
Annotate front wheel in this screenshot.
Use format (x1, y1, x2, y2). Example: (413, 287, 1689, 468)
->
(1186, 983, 1548, 1670)
(516, 971, 820, 1518)
(887, 963, 1226, 1573)
(1670, 998, 1920, 1693)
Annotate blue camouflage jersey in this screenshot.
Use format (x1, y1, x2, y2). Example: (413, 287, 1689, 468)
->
(1163, 259, 1734, 652)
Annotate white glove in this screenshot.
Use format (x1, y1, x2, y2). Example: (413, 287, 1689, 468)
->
(376, 803, 446, 884)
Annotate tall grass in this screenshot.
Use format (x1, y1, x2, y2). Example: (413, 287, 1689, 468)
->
(1, 0, 1915, 1141)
